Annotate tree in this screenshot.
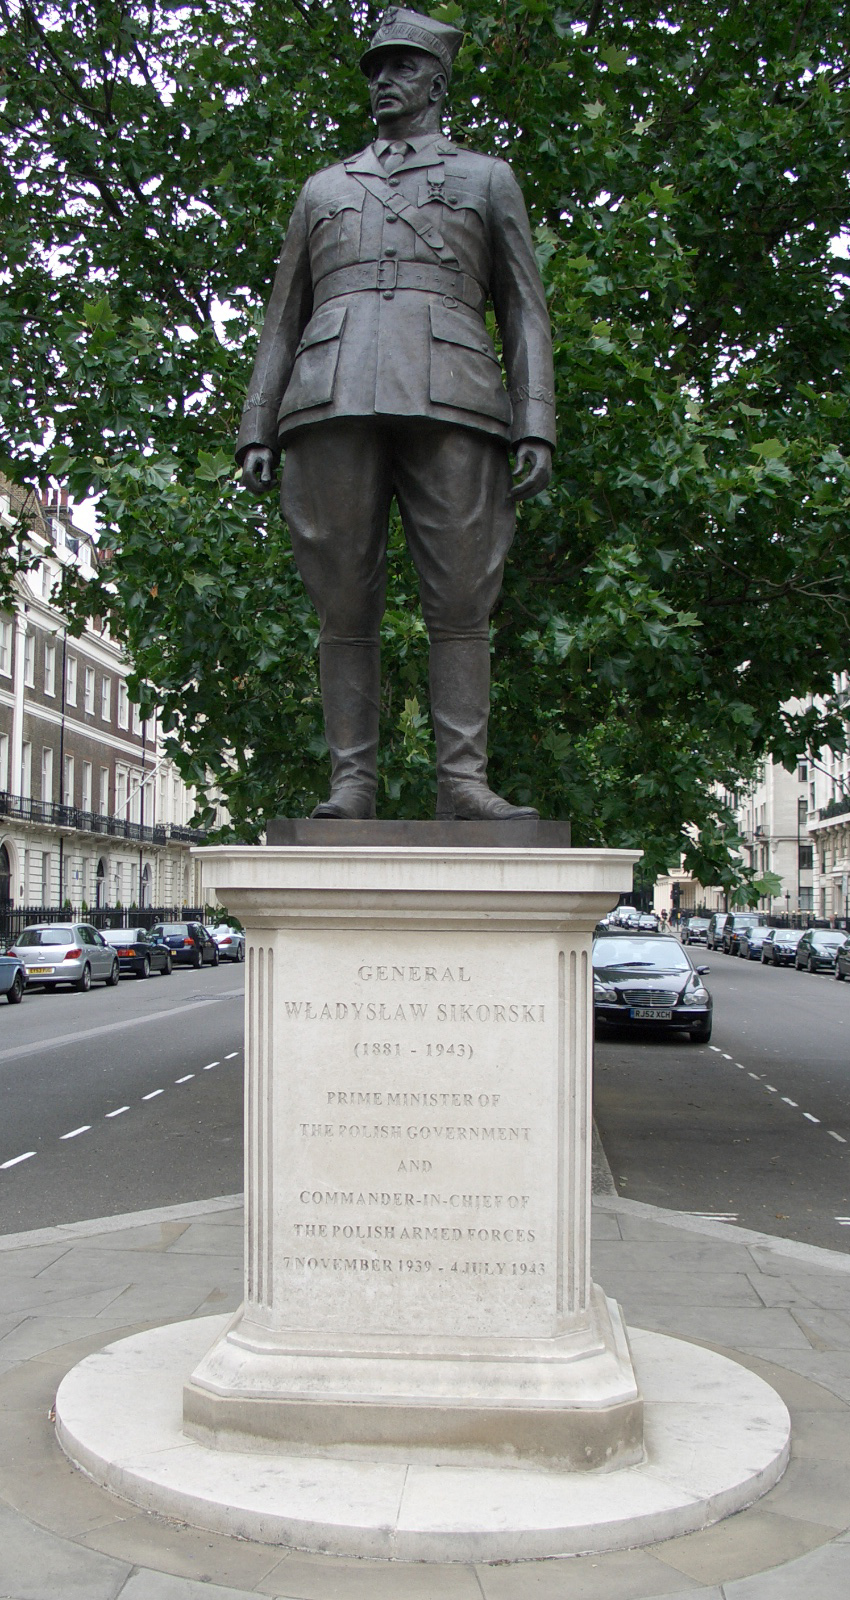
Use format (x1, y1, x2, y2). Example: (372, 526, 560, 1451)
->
(1, 1, 848, 881)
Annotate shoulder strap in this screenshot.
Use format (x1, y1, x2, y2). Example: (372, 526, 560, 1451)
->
(347, 170, 460, 268)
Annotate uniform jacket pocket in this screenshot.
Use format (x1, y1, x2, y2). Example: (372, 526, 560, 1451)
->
(278, 303, 347, 419)
(428, 303, 512, 424)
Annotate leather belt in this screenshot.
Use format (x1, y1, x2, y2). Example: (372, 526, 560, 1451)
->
(312, 260, 486, 315)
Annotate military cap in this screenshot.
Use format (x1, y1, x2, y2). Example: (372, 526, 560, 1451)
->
(359, 7, 464, 80)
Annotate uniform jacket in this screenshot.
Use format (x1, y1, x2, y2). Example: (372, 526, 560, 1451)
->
(235, 134, 556, 458)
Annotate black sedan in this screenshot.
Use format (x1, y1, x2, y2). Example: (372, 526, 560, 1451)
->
(148, 921, 219, 969)
(681, 916, 710, 946)
(834, 938, 850, 981)
(761, 928, 804, 967)
(736, 923, 773, 960)
(592, 932, 713, 1043)
(103, 928, 173, 979)
(794, 929, 847, 973)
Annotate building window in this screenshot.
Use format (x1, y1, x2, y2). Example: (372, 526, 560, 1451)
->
(0, 733, 8, 791)
(81, 760, 92, 813)
(21, 742, 32, 800)
(41, 747, 53, 805)
(116, 767, 127, 816)
(798, 844, 813, 870)
(0, 620, 10, 676)
(41, 851, 51, 903)
(63, 754, 75, 808)
(24, 632, 34, 688)
(99, 766, 110, 815)
(117, 680, 128, 729)
(84, 665, 95, 715)
(797, 762, 808, 782)
(101, 675, 112, 720)
(799, 887, 814, 912)
(66, 655, 77, 705)
(44, 642, 56, 697)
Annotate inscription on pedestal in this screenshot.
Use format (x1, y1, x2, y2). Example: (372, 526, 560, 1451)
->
(270, 937, 563, 1338)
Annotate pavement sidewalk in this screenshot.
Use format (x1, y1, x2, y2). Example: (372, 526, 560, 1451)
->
(1, 1180, 849, 1600)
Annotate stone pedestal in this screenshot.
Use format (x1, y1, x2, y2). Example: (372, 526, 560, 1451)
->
(184, 839, 643, 1470)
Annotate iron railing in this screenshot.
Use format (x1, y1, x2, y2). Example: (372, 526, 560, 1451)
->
(0, 790, 208, 845)
(0, 904, 207, 946)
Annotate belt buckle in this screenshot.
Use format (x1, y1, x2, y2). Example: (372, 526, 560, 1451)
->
(377, 258, 398, 293)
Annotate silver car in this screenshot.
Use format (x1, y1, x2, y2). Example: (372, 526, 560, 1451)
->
(9, 924, 120, 992)
(209, 924, 245, 963)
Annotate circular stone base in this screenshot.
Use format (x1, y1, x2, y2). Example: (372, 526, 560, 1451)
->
(55, 1314, 790, 1563)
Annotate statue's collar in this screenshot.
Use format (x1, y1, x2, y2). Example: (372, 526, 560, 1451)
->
(345, 136, 457, 177)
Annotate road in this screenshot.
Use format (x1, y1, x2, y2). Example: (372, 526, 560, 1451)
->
(593, 944, 850, 1251)
(0, 960, 244, 1234)
(3, 936, 849, 1251)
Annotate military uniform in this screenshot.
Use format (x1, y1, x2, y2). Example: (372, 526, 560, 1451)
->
(236, 12, 555, 819)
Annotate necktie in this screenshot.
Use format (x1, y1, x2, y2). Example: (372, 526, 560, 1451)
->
(380, 140, 410, 174)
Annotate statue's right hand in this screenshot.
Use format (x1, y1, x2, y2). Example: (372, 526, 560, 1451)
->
(241, 447, 275, 496)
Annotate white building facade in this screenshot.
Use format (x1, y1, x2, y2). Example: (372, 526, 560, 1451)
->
(0, 478, 226, 929)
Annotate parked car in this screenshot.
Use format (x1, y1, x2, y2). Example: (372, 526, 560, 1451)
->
(722, 913, 768, 955)
(761, 928, 804, 967)
(834, 937, 850, 981)
(794, 929, 847, 974)
(706, 912, 730, 951)
(0, 953, 26, 1004)
(613, 906, 641, 928)
(592, 931, 713, 1043)
(735, 924, 773, 960)
(638, 912, 660, 931)
(148, 921, 219, 968)
(681, 916, 710, 947)
(102, 927, 173, 979)
(8, 924, 120, 991)
(209, 924, 245, 963)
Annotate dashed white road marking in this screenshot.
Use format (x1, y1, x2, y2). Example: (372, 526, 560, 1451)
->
(782, 1097, 798, 1106)
(836, 1218, 850, 1226)
(1, 1151, 35, 1169)
(803, 1112, 820, 1124)
(203, 1061, 219, 1071)
(748, 1071, 761, 1079)
(175, 1074, 194, 1083)
(60, 1126, 91, 1140)
(765, 1085, 777, 1093)
(225, 1052, 238, 1060)
(105, 1106, 129, 1118)
(828, 1131, 847, 1143)
(142, 1090, 163, 1101)
(710, 1044, 846, 1146)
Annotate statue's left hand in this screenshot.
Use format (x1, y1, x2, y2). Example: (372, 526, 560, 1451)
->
(510, 440, 553, 501)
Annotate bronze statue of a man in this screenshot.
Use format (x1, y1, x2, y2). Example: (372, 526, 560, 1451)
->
(237, 8, 555, 820)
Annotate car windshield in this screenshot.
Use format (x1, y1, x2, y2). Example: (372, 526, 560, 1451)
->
(17, 928, 74, 947)
(593, 938, 691, 973)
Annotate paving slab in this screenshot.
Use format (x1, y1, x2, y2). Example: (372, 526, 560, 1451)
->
(724, 1536, 850, 1598)
(474, 1547, 705, 1599)
(651, 1508, 837, 1585)
(0, 1502, 130, 1600)
(255, 1552, 484, 1600)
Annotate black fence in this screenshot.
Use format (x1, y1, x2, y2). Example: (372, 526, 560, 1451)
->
(0, 791, 208, 845)
(0, 904, 207, 948)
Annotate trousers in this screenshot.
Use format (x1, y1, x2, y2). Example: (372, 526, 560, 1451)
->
(280, 418, 515, 643)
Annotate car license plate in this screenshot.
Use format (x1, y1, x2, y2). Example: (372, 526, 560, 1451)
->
(630, 1006, 672, 1020)
(29, 965, 52, 974)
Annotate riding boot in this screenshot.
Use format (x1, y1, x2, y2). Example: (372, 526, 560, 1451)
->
(311, 642, 380, 819)
(430, 639, 539, 821)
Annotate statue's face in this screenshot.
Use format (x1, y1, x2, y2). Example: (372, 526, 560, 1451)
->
(367, 47, 444, 124)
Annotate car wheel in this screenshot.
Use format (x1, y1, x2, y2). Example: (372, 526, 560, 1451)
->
(212, 948, 220, 967)
(192, 948, 202, 969)
(106, 958, 120, 987)
(140, 955, 151, 980)
(237, 942, 245, 963)
(808, 956, 816, 973)
(689, 1021, 712, 1043)
(162, 955, 173, 976)
(7, 970, 24, 1005)
(75, 963, 92, 993)
(835, 964, 845, 981)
